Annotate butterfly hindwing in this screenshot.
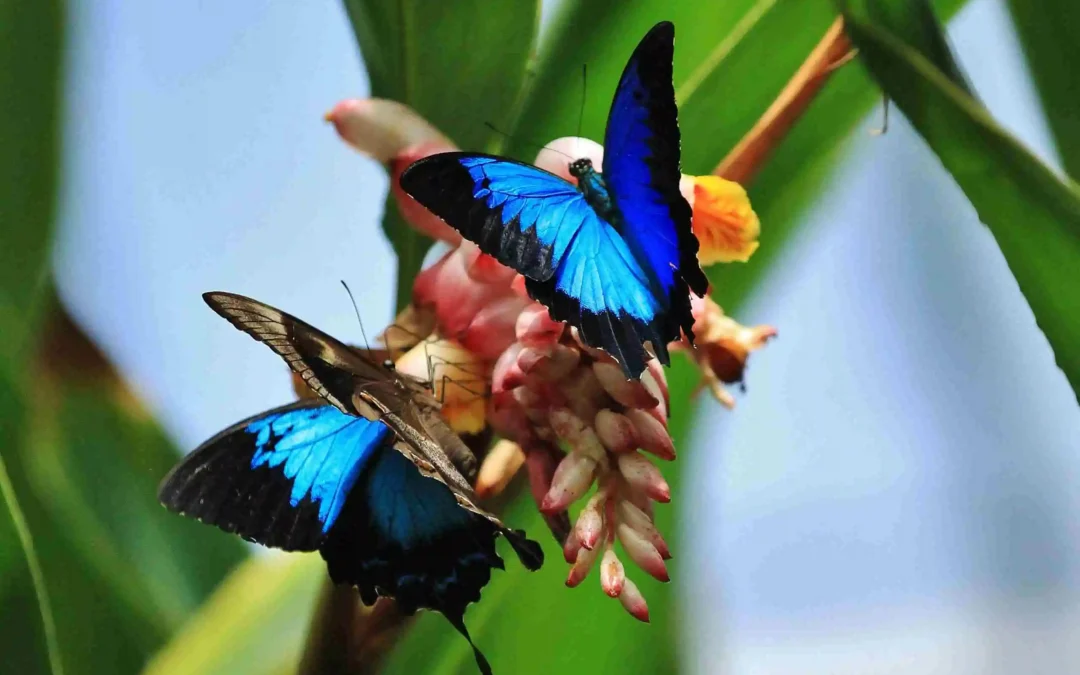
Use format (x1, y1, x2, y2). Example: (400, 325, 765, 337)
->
(158, 399, 388, 550)
(602, 20, 709, 348)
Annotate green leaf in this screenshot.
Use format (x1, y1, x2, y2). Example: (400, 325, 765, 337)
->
(838, 0, 1080, 399)
(0, 0, 63, 362)
(1006, 0, 1080, 179)
(143, 556, 325, 675)
(342, 0, 541, 303)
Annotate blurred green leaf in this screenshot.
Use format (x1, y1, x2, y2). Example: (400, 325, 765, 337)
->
(0, 0, 63, 361)
(343, 0, 541, 303)
(143, 556, 324, 675)
(509, 0, 767, 161)
(1006, 0, 1080, 179)
(839, 0, 1080, 399)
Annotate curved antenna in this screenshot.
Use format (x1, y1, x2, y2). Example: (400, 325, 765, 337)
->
(339, 280, 371, 351)
(575, 63, 587, 156)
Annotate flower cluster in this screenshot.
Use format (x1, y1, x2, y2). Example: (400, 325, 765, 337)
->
(327, 98, 774, 620)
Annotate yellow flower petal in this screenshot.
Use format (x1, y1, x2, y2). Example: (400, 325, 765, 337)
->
(691, 175, 761, 265)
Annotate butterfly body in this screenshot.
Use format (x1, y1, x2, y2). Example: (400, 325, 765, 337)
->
(160, 293, 542, 675)
(400, 21, 708, 378)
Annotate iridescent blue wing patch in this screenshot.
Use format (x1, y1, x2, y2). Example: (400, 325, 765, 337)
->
(602, 21, 709, 349)
(158, 399, 388, 550)
(399, 154, 667, 378)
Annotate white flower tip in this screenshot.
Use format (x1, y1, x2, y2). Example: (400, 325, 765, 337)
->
(534, 137, 605, 180)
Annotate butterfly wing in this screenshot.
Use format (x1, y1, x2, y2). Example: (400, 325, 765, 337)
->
(157, 399, 390, 550)
(321, 438, 541, 675)
(161, 400, 543, 675)
(400, 154, 668, 377)
(202, 291, 480, 485)
(602, 21, 709, 355)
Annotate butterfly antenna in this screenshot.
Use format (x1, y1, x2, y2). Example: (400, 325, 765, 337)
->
(340, 280, 372, 351)
(483, 121, 574, 161)
(575, 64, 587, 156)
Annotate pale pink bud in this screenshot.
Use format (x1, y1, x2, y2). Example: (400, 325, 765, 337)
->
(616, 523, 669, 582)
(534, 137, 605, 182)
(515, 304, 565, 347)
(475, 439, 526, 499)
(566, 543, 601, 587)
(542, 452, 597, 513)
(462, 295, 529, 360)
(594, 410, 638, 454)
(616, 453, 671, 503)
(563, 528, 582, 564)
(460, 241, 517, 285)
(525, 444, 559, 511)
(326, 98, 452, 163)
(618, 578, 650, 623)
(617, 499, 671, 560)
(548, 408, 605, 462)
(492, 343, 526, 393)
(592, 361, 659, 409)
(574, 494, 606, 550)
(600, 548, 625, 597)
(625, 409, 676, 461)
(641, 362, 669, 422)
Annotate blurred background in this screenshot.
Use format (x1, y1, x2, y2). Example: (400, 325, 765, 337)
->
(3, 0, 1079, 674)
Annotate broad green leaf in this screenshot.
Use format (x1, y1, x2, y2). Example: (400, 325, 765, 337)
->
(342, 0, 541, 303)
(838, 0, 1080, 399)
(1006, 0, 1080, 179)
(143, 556, 325, 675)
(509, 0, 768, 162)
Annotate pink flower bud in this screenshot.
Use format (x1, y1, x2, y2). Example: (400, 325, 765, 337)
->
(462, 295, 528, 360)
(563, 528, 582, 564)
(515, 304, 565, 347)
(549, 408, 605, 462)
(574, 494, 606, 551)
(460, 242, 516, 285)
(625, 409, 676, 461)
(616, 523, 669, 582)
(641, 362, 669, 422)
(617, 499, 670, 560)
(618, 578, 650, 623)
(616, 453, 671, 503)
(566, 543, 600, 587)
(594, 410, 639, 454)
(592, 361, 659, 409)
(542, 452, 597, 513)
(600, 548, 625, 597)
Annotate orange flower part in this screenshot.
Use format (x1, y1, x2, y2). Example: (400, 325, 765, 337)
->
(395, 336, 489, 435)
(689, 175, 761, 265)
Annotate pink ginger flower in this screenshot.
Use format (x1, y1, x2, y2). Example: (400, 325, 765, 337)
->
(326, 98, 774, 620)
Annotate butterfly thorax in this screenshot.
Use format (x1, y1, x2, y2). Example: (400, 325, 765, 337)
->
(569, 158, 617, 223)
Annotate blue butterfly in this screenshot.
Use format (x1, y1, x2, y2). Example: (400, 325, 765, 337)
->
(159, 292, 542, 675)
(399, 22, 708, 379)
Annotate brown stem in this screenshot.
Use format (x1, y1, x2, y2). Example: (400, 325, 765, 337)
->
(298, 586, 412, 675)
(714, 17, 854, 185)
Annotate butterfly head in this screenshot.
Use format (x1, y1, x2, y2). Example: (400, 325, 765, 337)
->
(568, 157, 594, 179)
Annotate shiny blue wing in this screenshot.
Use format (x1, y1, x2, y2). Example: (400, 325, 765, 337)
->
(602, 21, 709, 350)
(158, 399, 389, 550)
(399, 153, 668, 377)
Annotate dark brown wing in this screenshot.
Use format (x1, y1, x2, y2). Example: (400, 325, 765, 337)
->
(204, 292, 480, 484)
(204, 292, 389, 416)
